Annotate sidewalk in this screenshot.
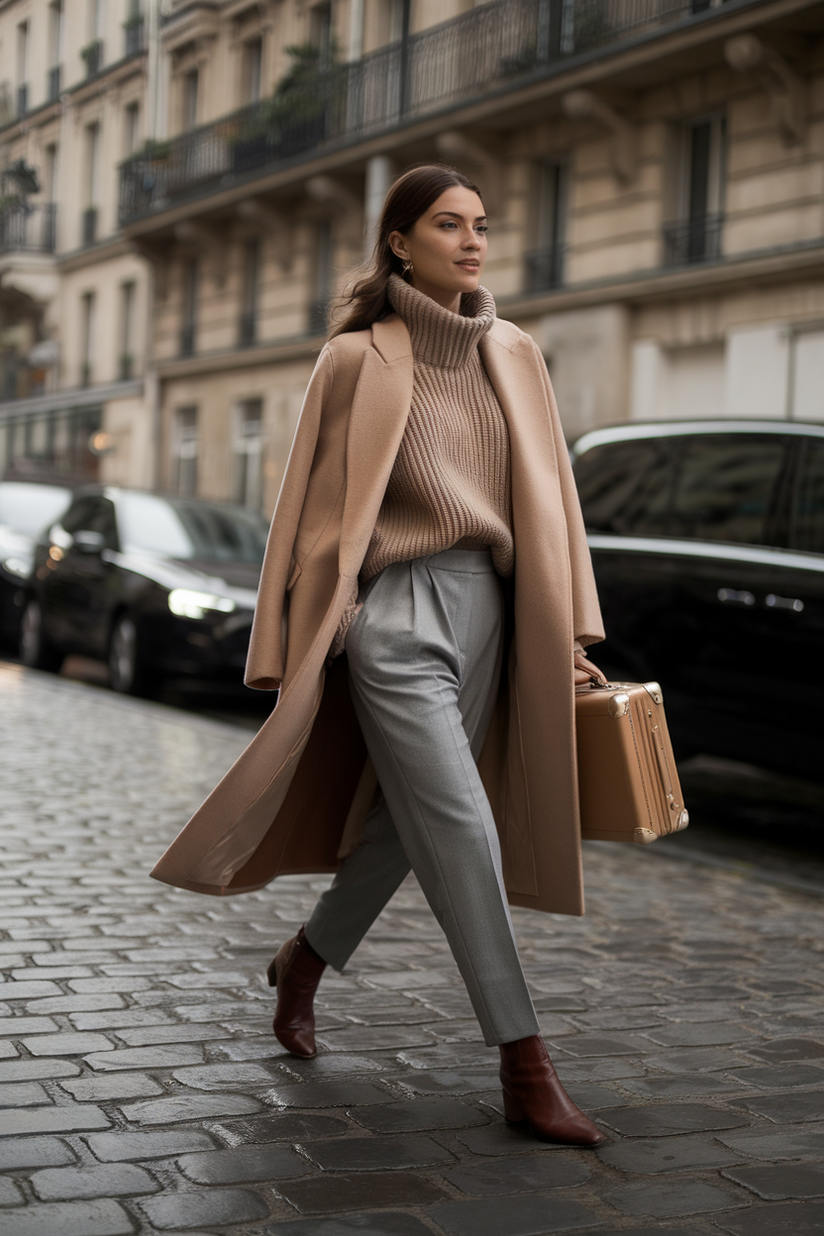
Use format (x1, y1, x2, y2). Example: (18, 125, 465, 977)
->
(1, 659, 823, 1236)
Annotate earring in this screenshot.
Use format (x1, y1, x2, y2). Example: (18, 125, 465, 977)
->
(402, 259, 413, 276)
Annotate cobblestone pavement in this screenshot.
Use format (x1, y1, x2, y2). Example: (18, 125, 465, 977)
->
(2, 660, 824, 1236)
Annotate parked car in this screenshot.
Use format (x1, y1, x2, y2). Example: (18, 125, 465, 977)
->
(0, 478, 74, 647)
(20, 486, 269, 694)
(571, 419, 823, 783)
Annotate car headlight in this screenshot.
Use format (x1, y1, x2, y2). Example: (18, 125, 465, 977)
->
(1, 555, 31, 580)
(168, 589, 237, 620)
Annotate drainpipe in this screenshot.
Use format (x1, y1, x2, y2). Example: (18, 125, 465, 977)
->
(144, 0, 165, 490)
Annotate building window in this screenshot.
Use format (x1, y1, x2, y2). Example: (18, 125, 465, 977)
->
(180, 257, 199, 356)
(311, 1, 333, 66)
(16, 22, 29, 117)
(182, 68, 199, 130)
(239, 239, 260, 346)
(48, 1, 63, 99)
(309, 221, 333, 333)
(124, 102, 140, 155)
(664, 114, 725, 266)
(233, 398, 264, 509)
(377, 0, 405, 46)
(80, 291, 95, 386)
(120, 281, 136, 380)
(83, 0, 105, 75)
(242, 37, 263, 104)
(44, 144, 58, 250)
(525, 158, 568, 292)
(173, 406, 198, 496)
(82, 123, 100, 245)
(124, 0, 143, 55)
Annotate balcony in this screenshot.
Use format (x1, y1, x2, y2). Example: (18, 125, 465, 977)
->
(524, 244, 565, 292)
(81, 39, 104, 78)
(124, 16, 145, 56)
(0, 204, 57, 254)
(663, 213, 724, 266)
(47, 65, 62, 102)
(120, 0, 744, 226)
(16, 84, 28, 118)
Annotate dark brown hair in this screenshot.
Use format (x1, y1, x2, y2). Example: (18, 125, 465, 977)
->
(329, 163, 484, 338)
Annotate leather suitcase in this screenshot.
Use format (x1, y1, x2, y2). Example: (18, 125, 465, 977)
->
(576, 680, 689, 844)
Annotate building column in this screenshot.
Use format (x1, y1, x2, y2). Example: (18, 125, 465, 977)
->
(364, 155, 394, 260)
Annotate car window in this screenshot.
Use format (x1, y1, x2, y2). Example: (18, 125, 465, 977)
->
(116, 492, 268, 564)
(0, 484, 72, 537)
(669, 435, 787, 547)
(574, 439, 674, 536)
(85, 498, 118, 549)
(792, 438, 824, 555)
(61, 496, 100, 535)
(62, 496, 117, 548)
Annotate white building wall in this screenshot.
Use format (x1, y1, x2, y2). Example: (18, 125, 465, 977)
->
(791, 330, 824, 423)
(630, 340, 725, 421)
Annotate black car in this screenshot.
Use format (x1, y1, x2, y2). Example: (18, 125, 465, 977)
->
(0, 479, 74, 646)
(571, 419, 823, 783)
(21, 486, 269, 694)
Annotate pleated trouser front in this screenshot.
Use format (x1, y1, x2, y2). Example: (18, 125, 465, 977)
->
(304, 549, 539, 1046)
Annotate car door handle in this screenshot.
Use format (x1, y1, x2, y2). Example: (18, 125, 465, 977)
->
(765, 594, 805, 613)
(717, 588, 755, 607)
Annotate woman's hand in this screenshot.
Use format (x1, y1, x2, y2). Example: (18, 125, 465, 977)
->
(574, 650, 608, 686)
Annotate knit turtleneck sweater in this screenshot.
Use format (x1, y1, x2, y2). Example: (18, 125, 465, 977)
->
(360, 273, 513, 581)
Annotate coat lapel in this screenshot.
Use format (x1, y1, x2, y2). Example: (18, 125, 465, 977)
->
(339, 314, 414, 577)
(480, 327, 564, 539)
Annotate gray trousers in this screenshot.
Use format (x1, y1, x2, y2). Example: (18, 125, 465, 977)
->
(305, 549, 539, 1046)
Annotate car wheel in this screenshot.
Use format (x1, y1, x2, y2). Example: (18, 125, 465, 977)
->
(109, 613, 158, 697)
(19, 598, 63, 672)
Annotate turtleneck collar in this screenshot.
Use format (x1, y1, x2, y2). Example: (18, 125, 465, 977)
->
(387, 273, 496, 369)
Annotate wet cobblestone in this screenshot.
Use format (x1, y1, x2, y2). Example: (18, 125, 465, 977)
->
(2, 660, 824, 1234)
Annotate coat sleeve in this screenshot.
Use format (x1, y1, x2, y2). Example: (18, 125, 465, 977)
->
(245, 345, 336, 690)
(528, 339, 605, 649)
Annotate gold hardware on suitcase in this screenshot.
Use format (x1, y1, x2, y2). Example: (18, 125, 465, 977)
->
(576, 680, 689, 845)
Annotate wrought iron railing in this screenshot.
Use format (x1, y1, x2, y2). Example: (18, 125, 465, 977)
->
(662, 213, 724, 265)
(124, 17, 145, 57)
(120, 0, 736, 224)
(0, 203, 57, 254)
(524, 244, 565, 291)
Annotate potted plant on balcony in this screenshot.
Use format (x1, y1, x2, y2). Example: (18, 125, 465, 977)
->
(81, 39, 103, 77)
(230, 40, 341, 174)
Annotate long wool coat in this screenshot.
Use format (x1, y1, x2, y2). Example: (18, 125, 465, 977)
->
(151, 310, 605, 916)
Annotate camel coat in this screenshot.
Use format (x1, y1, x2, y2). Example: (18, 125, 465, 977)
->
(151, 310, 605, 916)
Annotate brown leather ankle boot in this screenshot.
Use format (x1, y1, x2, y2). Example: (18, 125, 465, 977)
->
(499, 1034, 606, 1146)
(267, 926, 326, 1058)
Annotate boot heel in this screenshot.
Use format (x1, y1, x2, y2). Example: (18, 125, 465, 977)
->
(502, 1090, 525, 1124)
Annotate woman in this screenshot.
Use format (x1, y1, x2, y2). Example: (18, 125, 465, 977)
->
(152, 164, 607, 1147)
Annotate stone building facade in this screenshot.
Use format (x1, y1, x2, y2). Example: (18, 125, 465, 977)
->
(1, 0, 823, 510)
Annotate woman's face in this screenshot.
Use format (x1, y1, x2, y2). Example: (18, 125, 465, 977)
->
(389, 185, 488, 311)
